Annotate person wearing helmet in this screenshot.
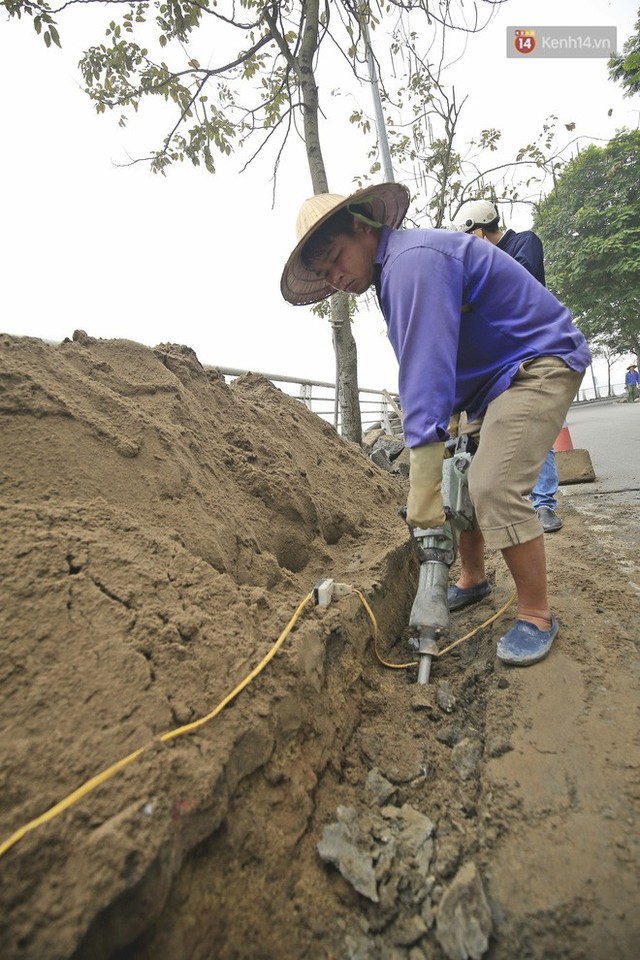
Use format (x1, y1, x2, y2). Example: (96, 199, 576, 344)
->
(280, 183, 591, 666)
(453, 198, 563, 534)
(451, 198, 501, 233)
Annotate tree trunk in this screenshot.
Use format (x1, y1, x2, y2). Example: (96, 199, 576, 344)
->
(294, 0, 363, 444)
(330, 295, 363, 441)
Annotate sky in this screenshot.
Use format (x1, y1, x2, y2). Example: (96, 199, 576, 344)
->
(1, 0, 638, 395)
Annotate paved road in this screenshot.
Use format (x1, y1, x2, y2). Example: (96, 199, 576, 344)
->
(566, 398, 640, 493)
(561, 398, 640, 565)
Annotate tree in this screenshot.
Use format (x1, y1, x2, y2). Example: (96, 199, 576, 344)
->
(591, 341, 627, 397)
(533, 130, 640, 364)
(609, 7, 640, 98)
(3, 0, 502, 444)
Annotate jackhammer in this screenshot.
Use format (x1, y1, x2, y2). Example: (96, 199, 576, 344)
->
(406, 435, 476, 684)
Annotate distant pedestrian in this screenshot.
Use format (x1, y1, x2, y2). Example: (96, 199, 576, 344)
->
(624, 364, 639, 402)
(453, 199, 563, 533)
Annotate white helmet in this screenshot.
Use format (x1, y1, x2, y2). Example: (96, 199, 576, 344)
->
(453, 199, 499, 233)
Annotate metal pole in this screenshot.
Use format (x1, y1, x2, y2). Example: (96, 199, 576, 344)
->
(332, 324, 340, 430)
(362, 19, 395, 183)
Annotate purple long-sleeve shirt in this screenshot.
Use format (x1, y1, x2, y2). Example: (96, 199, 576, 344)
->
(374, 226, 591, 448)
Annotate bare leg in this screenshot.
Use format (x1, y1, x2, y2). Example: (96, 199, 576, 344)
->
(455, 529, 487, 588)
(501, 534, 552, 630)
(456, 530, 553, 631)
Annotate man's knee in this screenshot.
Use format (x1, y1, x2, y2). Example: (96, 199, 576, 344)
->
(468, 470, 498, 518)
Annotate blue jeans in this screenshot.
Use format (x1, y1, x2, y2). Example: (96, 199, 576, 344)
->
(530, 449, 559, 511)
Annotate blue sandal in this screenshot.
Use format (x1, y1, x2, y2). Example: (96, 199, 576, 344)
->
(447, 580, 492, 611)
(497, 615, 558, 665)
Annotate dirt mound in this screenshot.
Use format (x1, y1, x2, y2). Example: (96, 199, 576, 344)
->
(1, 333, 638, 960)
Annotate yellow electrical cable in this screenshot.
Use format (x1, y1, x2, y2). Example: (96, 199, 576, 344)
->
(0, 585, 515, 861)
(0, 592, 314, 861)
(368, 589, 517, 669)
(355, 588, 414, 670)
(437, 590, 516, 657)
(160, 591, 314, 743)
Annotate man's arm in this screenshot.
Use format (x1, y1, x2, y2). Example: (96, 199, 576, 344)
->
(378, 244, 465, 447)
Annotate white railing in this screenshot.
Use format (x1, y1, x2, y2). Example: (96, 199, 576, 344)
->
(211, 367, 403, 436)
(212, 366, 623, 437)
(576, 381, 626, 402)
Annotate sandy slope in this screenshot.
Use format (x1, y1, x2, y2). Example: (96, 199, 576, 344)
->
(1, 333, 638, 960)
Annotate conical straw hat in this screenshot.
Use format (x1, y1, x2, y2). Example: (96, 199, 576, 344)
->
(280, 182, 410, 305)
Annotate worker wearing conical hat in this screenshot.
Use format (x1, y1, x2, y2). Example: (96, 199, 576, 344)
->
(281, 184, 592, 666)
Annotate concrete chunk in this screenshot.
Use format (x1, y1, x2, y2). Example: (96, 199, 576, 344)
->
(556, 448, 596, 485)
(436, 861, 492, 960)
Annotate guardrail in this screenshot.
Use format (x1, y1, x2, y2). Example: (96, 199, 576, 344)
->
(576, 383, 626, 402)
(212, 367, 402, 436)
(213, 366, 628, 436)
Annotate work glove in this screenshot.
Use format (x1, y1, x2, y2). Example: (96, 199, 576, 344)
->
(406, 442, 446, 529)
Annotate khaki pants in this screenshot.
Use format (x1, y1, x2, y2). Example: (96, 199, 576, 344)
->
(460, 358, 584, 550)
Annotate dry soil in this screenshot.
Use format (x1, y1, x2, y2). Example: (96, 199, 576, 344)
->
(0, 333, 638, 960)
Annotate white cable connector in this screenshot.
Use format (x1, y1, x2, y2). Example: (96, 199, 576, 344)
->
(313, 578, 353, 607)
(332, 582, 353, 599)
(313, 578, 334, 607)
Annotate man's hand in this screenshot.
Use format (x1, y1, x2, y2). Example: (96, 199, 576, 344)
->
(406, 442, 446, 529)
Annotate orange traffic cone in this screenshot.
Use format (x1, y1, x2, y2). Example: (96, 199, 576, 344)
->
(553, 421, 574, 452)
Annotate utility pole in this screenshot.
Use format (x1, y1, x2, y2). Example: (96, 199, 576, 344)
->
(362, 19, 395, 182)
